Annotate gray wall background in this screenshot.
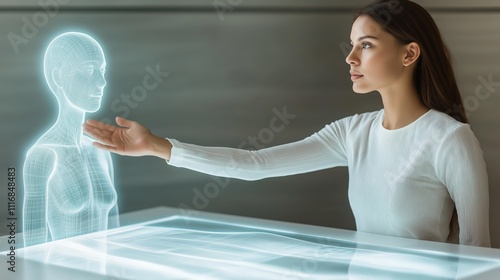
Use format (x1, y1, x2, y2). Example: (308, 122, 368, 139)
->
(0, 0, 499, 248)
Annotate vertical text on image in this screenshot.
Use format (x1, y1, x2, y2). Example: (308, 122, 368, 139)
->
(6, 167, 17, 273)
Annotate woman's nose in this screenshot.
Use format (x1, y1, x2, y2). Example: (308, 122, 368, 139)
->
(345, 49, 359, 65)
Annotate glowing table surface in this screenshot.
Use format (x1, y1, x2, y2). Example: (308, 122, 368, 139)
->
(2, 206, 500, 279)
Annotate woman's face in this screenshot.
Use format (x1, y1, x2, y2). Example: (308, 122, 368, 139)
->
(345, 15, 407, 94)
(59, 44, 107, 113)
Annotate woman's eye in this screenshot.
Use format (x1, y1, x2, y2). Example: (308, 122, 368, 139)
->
(361, 42, 372, 49)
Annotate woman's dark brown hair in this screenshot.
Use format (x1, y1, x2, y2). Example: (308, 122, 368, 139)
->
(354, 0, 462, 242)
(354, 0, 468, 124)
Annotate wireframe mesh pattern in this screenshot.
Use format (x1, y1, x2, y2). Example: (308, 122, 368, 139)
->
(23, 32, 118, 247)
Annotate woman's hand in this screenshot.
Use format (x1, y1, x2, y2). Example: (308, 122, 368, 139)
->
(83, 117, 172, 160)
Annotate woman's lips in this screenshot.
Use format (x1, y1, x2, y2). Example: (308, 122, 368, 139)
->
(350, 71, 363, 80)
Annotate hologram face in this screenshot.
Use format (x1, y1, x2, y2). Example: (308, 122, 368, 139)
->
(44, 32, 107, 113)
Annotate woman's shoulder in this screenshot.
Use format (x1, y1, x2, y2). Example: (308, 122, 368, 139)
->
(416, 110, 481, 155)
(315, 110, 383, 142)
(330, 109, 383, 129)
(424, 109, 472, 136)
(319, 109, 382, 132)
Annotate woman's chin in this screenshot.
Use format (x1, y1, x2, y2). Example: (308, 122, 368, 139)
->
(352, 86, 373, 94)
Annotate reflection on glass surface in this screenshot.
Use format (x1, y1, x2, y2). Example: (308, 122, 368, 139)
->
(17, 217, 499, 279)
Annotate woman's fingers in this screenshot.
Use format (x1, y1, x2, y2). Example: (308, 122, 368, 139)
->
(83, 124, 115, 146)
(115, 116, 135, 128)
(85, 119, 117, 132)
(82, 123, 102, 138)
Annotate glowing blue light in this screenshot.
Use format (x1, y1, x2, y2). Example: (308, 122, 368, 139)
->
(22, 32, 118, 247)
(12, 216, 499, 279)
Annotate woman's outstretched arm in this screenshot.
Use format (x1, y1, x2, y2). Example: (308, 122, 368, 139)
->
(83, 116, 349, 181)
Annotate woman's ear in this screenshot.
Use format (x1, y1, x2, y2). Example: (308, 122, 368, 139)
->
(403, 42, 420, 67)
(51, 68, 63, 88)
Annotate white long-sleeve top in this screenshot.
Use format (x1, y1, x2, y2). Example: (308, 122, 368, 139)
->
(167, 109, 491, 247)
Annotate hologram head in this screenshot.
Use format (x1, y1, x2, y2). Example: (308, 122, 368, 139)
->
(44, 32, 107, 113)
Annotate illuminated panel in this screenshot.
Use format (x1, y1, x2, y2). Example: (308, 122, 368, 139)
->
(15, 216, 500, 279)
(22, 32, 118, 247)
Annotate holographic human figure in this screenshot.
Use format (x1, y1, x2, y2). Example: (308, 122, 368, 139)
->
(22, 32, 118, 247)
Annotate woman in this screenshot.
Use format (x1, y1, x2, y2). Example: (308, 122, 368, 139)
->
(83, 1, 490, 247)
(23, 32, 119, 247)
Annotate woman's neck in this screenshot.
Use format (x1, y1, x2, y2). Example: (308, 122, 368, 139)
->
(379, 86, 429, 130)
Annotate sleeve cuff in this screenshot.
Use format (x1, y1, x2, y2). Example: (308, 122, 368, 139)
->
(165, 137, 180, 165)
